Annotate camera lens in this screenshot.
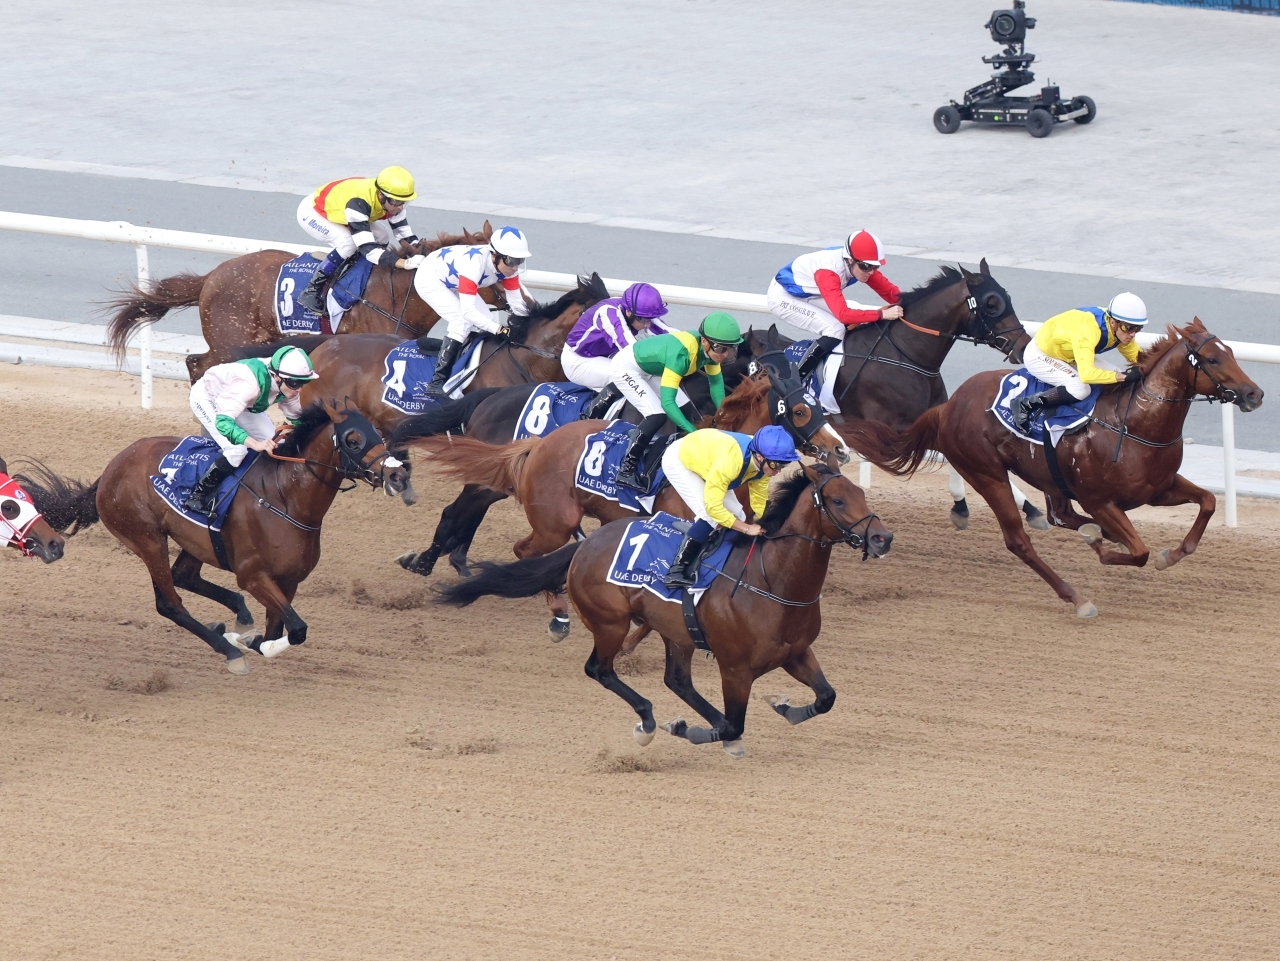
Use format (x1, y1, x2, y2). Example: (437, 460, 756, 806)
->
(992, 12, 1016, 37)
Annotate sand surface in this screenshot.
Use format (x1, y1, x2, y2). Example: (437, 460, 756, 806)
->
(2, 366, 1278, 959)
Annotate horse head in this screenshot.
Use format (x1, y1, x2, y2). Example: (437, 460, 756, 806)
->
(748, 351, 851, 466)
(796, 463, 893, 559)
(959, 259, 1030, 364)
(319, 399, 413, 498)
(1148, 317, 1264, 413)
(0, 463, 66, 563)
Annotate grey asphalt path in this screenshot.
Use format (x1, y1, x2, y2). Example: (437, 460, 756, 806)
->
(2, 167, 1276, 448)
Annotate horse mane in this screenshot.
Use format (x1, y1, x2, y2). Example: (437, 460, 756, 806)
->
(274, 403, 333, 457)
(403, 223, 493, 257)
(758, 466, 832, 535)
(699, 375, 769, 430)
(1136, 319, 1211, 374)
(898, 266, 964, 311)
(518, 272, 610, 328)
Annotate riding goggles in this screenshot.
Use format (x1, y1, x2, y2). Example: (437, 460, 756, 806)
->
(498, 254, 526, 268)
(280, 377, 311, 391)
(704, 341, 736, 355)
(378, 193, 408, 207)
(763, 459, 789, 471)
(1116, 322, 1143, 334)
(853, 261, 880, 273)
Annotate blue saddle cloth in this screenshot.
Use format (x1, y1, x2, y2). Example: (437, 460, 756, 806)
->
(992, 369, 1101, 446)
(513, 383, 596, 440)
(784, 339, 823, 403)
(605, 511, 739, 603)
(575, 422, 667, 513)
(274, 254, 326, 334)
(379, 338, 484, 414)
(150, 436, 258, 532)
(329, 257, 375, 310)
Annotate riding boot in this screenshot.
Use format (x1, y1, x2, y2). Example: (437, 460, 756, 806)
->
(616, 414, 666, 490)
(1012, 385, 1076, 433)
(424, 338, 463, 399)
(579, 382, 622, 421)
(183, 455, 237, 518)
(663, 519, 714, 589)
(296, 249, 344, 314)
(796, 335, 843, 380)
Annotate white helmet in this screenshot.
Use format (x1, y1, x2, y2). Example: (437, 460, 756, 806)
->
(490, 225, 531, 260)
(269, 345, 319, 382)
(1106, 292, 1148, 327)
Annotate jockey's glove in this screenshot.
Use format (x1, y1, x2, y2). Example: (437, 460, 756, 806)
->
(498, 326, 512, 338)
(401, 254, 426, 270)
(1123, 366, 1143, 383)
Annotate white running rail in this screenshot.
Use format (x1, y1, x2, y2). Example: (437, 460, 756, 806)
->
(1, 210, 1275, 527)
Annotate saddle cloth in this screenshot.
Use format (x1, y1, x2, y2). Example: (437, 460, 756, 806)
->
(605, 511, 738, 604)
(991, 369, 1101, 446)
(784, 339, 823, 406)
(574, 422, 669, 514)
(379, 337, 485, 414)
(150, 436, 258, 532)
(274, 254, 375, 335)
(513, 383, 596, 440)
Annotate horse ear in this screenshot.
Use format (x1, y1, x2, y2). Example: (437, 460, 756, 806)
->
(1190, 315, 1206, 330)
(960, 264, 978, 283)
(322, 397, 341, 420)
(481, 220, 493, 239)
(980, 257, 991, 276)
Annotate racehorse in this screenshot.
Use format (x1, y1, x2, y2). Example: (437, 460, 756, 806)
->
(19, 402, 409, 673)
(840, 317, 1263, 616)
(402, 358, 850, 636)
(1, 456, 65, 562)
(103, 223, 504, 381)
(435, 463, 892, 757)
(743, 261, 1046, 531)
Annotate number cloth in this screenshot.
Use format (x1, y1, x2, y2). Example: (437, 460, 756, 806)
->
(663, 429, 767, 530)
(1031, 307, 1141, 389)
(190, 358, 302, 466)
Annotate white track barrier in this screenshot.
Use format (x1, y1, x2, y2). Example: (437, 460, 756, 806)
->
(2, 211, 1276, 526)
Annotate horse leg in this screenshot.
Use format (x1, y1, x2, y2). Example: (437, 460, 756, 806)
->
(236, 571, 307, 657)
(947, 466, 969, 530)
(765, 646, 836, 725)
(171, 550, 254, 628)
(397, 485, 502, 578)
(584, 627, 656, 744)
(514, 507, 583, 642)
(661, 634, 729, 737)
(1077, 501, 1151, 567)
(968, 471, 1096, 617)
(1147, 474, 1216, 570)
(447, 488, 508, 577)
(1010, 476, 1049, 530)
(620, 621, 651, 654)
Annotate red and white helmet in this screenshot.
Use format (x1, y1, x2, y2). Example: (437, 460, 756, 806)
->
(846, 230, 886, 266)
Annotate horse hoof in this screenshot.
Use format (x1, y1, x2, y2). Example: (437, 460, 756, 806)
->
(949, 508, 969, 531)
(259, 639, 291, 659)
(396, 551, 418, 570)
(1154, 549, 1171, 571)
(1024, 505, 1050, 531)
(236, 613, 254, 628)
(547, 616, 570, 642)
(764, 694, 791, 717)
(633, 721, 656, 746)
(205, 621, 226, 636)
(1079, 523, 1103, 545)
(721, 739, 745, 758)
(663, 718, 688, 739)
(225, 654, 250, 675)
(1075, 601, 1098, 618)
(225, 632, 251, 654)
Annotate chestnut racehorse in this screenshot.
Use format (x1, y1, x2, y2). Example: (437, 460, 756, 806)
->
(435, 464, 892, 757)
(841, 318, 1263, 616)
(103, 223, 504, 380)
(1, 457, 65, 562)
(19, 402, 409, 673)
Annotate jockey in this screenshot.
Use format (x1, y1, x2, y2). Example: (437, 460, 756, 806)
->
(767, 229, 904, 413)
(185, 346, 320, 517)
(661, 425, 800, 588)
(414, 226, 534, 399)
(1012, 292, 1147, 431)
(563, 282, 675, 420)
(295, 166, 421, 313)
(610, 312, 743, 491)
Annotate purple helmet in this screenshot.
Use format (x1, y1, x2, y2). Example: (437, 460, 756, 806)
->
(620, 282, 668, 319)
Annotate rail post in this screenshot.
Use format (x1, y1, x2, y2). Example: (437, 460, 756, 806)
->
(1222, 402, 1237, 528)
(135, 244, 152, 409)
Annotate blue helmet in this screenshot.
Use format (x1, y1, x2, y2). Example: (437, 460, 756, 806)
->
(751, 425, 800, 463)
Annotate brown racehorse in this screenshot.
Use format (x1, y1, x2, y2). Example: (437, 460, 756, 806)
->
(18, 402, 409, 673)
(102, 224, 503, 380)
(403, 363, 850, 636)
(841, 318, 1263, 616)
(1, 457, 65, 562)
(435, 464, 892, 757)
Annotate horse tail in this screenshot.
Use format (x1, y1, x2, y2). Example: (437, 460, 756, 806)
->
(388, 388, 501, 447)
(409, 434, 536, 497)
(103, 272, 208, 363)
(840, 408, 943, 477)
(12, 462, 100, 534)
(435, 542, 581, 607)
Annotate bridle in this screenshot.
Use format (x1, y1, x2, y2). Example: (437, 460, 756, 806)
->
(748, 353, 834, 456)
(0, 474, 46, 557)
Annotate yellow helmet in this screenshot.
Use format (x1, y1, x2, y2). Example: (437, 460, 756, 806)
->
(375, 165, 417, 203)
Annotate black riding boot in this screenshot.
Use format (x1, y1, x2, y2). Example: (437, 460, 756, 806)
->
(295, 268, 328, 314)
(1012, 385, 1076, 433)
(579, 383, 622, 421)
(424, 338, 463, 399)
(616, 414, 666, 490)
(797, 335, 843, 379)
(183, 454, 237, 517)
(662, 532, 708, 589)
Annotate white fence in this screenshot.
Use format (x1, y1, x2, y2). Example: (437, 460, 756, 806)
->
(1, 210, 1275, 527)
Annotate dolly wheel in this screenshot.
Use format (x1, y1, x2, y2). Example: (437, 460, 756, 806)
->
(1027, 108, 1054, 138)
(1070, 95, 1096, 124)
(933, 105, 961, 134)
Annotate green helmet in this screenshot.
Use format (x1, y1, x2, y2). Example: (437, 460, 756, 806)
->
(269, 345, 318, 381)
(699, 312, 743, 346)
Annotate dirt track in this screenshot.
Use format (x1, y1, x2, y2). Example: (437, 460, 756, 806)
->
(3, 365, 1279, 960)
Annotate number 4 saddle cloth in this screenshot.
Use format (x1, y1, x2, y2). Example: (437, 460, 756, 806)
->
(379, 338, 486, 414)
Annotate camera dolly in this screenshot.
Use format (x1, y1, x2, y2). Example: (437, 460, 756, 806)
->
(934, 1, 1095, 138)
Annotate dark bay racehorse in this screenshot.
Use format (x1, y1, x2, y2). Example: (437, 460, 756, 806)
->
(435, 464, 891, 757)
(841, 318, 1263, 616)
(103, 223, 505, 380)
(19, 402, 409, 673)
(1, 456, 65, 562)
